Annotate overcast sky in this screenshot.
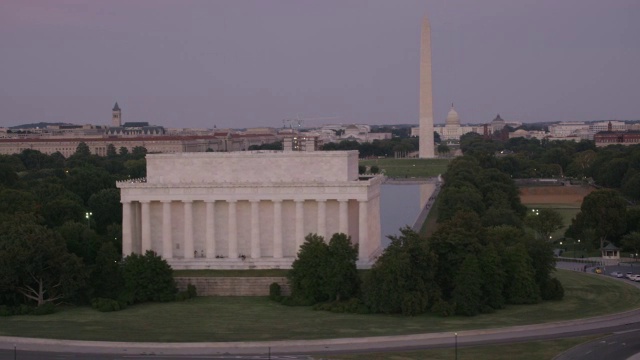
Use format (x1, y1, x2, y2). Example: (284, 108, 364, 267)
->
(1, 0, 638, 129)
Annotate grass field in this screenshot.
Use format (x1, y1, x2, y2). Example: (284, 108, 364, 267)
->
(325, 335, 602, 360)
(0, 271, 637, 342)
(525, 203, 581, 240)
(360, 158, 450, 178)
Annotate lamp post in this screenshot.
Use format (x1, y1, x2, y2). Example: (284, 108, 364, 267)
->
(455, 332, 458, 360)
(577, 239, 581, 258)
(85, 211, 92, 228)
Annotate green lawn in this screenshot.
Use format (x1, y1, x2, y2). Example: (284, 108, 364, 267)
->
(0, 271, 637, 342)
(360, 158, 450, 178)
(525, 203, 581, 240)
(324, 335, 602, 360)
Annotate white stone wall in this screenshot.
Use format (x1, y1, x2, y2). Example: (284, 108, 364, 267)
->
(146, 151, 359, 184)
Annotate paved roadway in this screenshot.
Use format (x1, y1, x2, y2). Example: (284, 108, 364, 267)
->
(554, 329, 640, 360)
(2, 266, 640, 360)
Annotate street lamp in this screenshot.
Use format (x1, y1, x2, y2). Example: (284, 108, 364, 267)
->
(577, 239, 581, 257)
(85, 211, 92, 228)
(455, 332, 458, 360)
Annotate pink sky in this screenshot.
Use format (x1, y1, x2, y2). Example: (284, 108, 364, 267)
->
(1, 0, 638, 128)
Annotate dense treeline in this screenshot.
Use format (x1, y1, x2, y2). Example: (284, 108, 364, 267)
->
(283, 154, 562, 316)
(459, 134, 640, 253)
(0, 143, 185, 314)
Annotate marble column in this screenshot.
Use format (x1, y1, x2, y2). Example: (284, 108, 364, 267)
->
(250, 200, 260, 258)
(317, 200, 326, 240)
(183, 200, 194, 259)
(273, 200, 283, 258)
(141, 201, 151, 253)
(338, 199, 349, 235)
(228, 200, 238, 258)
(205, 201, 215, 259)
(122, 201, 133, 256)
(295, 200, 304, 254)
(358, 200, 368, 261)
(162, 200, 173, 259)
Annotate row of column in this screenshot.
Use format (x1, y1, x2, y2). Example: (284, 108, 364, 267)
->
(122, 199, 365, 260)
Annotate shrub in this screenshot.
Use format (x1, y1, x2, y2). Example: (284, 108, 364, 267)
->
(541, 277, 564, 301)
(175, 291, 190, 301)
(32, 302, 57, 315)
(0, 306, 12, 317)
(17, 304, 32, 315)
(400, 291, 428, 316)
(312, 298, 370, 314)
(431, 299, 455, 317)
(122, 251, 177, 304)
(91, 298, 124, 312)
(187, 284, 197, 298)
(278, 296, 316, 307)
(269, 282, 282, 301)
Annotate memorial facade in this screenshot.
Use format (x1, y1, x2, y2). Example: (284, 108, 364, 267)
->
(117, 151, 382, 269)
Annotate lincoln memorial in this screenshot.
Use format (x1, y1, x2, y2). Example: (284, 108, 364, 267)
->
(116, 150, 382, 269)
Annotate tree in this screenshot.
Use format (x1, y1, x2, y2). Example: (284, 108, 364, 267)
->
(119, 147, 129, 157)
(524, 208, 564, 240)
(106, 144, 118, 159)
(131, 146, 148, 160)
(124, 159, 146, 178)
(121, 250, 177, 303)
(88, 189, 123, 233)
(0, 189, 36, 215)
(429, 212, 484, 299)
(503, 244, 540, 305)
(362, 228, 439, 315)
(325, 233, 359, 301)
(622, 173, 640, 201)
(64, 166, 115, 204)
(524, 237, 557, 295)
(0, 219, 86, 306)
(89, 242, 125, 300)
(437, 186, 486, 222)
(579, 190, 627, 255)
(74, 142, 91, 157)
(56, 221, 95, 258)
(478, 243, 505, 310)
(437, 144, 450, 156)
(452, 255, 483, 316)
(622, 232, 640, 256)
(288, 234, 330, 303)
(0, 164, 18, 187)
(40, 197, 85, 228)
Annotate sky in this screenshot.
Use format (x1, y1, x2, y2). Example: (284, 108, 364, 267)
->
(1, 0, 639, 129)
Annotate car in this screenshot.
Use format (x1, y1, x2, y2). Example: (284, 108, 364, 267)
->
(626, 272, 634, 279)
(629, 274, 640, 282)
(610, 271, 624, 278)
(595, 267, 603, 274)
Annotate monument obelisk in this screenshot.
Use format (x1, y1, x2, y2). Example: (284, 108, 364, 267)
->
(419, 15, 435, 158)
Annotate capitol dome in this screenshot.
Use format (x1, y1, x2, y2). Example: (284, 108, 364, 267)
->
(445, 104, 460, 126)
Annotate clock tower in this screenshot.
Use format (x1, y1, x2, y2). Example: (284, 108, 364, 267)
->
(112, 102, 122, 127)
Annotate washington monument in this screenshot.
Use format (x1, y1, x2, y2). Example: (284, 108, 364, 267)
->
(419, 15, 435, 158)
